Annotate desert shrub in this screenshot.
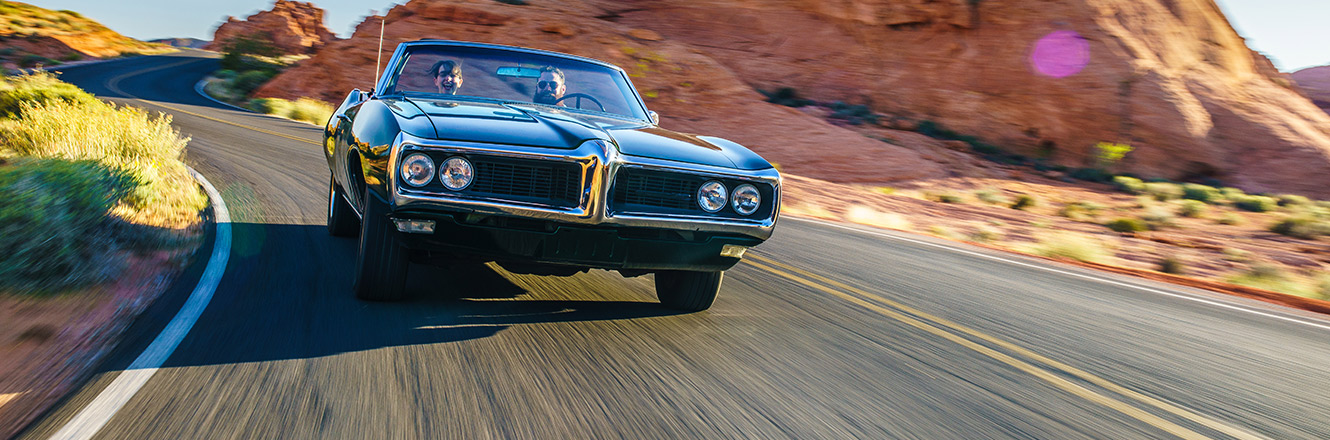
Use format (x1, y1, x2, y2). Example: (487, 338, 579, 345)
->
(929, 226, 962, 240)
(1219, 187, 1246, 202)
(0, 71, 97, 118)
(231, 70, 275, 96)
(59, 52, 82, 62)
(0, 99, 205, 222)
(249, 97, 294, 117)
(1141, 205, 1176, 229)
(1227, 263, 1320, 298)
(1059, 202, 1102, 220)
(18, 54, 53, 67)
(760, 87, 814, 108)
(1158, 256, 1186, 275)
(828, 101, 878, 125)
(1177, 199, 1208, 218)
(1276, 194, 1311, 207)
(1181, 183, 1221, 204)
(1025, 232, 1111, 263)
(0, 158, 133, 291)
(1105, 217, 1148, 233)
(926, 191, 963, 203)
(219, 33, 281, 72)
(288, 98, 333, 125)
(1112, 176, 1146, 195)
(214, 69, 238, 79)
(1269, 216, 1330, 239)
(1233, 195, 1278, 212)
(1144, 182, 1183, 201)
(1221, 247, 1250, 262)
(871, 186, 896, 195)
(968, 226, 1004, 243)
(1215, 213, 1245, 226)
(974, 188, 1007, 205)
(1011, 194, 1037, 210)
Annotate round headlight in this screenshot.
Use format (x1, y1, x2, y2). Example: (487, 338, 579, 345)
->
(732, 184, 761, 216)
(400, 153, 435, 187)
(440, 156, 474, 191)
(697, 180, 727, 212)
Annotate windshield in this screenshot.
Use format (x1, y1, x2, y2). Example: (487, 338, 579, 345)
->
(384, 44, 648, 121)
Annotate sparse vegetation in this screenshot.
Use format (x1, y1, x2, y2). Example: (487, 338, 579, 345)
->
(1106, 218, 1148, 233)
(1144, 182, 1183, 201)
(1177, 199, 1208, 218)
(0, 74, 204, 292)
(1269, 216, 1330, 239)
(1214, 212, 1245, 225)
(1011, 194, 1037, 210)
(1276, 194, 1311, 207)
(760, 87, 814, 108)
(1025, 232, 1111, 263)
(1159, 256, 1186, 275)
(968, 225, 1004, 243)
(1181, 183, 1221, 204)
(1233, 194, 1278, 212)
(828, 101, 878, 126)
(1141, 205, 1176, 229)
(975, 188, 1007, 205)
(1227, 264, 1327, 300)
(1112, 176, 1146, 195)
(1059, 201, 1103, 220)
(926, 191, 964, 204)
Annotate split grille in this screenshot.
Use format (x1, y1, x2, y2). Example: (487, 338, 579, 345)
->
(612, 170, 702, 213)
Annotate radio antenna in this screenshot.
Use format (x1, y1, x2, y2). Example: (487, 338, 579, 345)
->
(373, 12, 385, 90)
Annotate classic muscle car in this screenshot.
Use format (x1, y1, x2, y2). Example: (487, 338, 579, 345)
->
(325, 40, 780, 311)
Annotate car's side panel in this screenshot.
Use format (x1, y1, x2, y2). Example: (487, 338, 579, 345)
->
(338, 100, 403, 214)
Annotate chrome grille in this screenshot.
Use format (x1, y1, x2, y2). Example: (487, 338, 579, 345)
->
(468, 157, 582, 207)
(612, 170, 701, 211)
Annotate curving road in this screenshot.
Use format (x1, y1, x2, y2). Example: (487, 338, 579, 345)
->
(17, 50, 1330, 439)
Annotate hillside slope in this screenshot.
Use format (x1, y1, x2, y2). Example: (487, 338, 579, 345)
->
(1292, 65, 1330, 114)
(0, 1, 169, 63)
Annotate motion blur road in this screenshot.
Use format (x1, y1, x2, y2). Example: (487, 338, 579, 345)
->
(18, 51, 1330, 439)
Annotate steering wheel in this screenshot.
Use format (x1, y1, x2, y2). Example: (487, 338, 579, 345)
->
(554, 93, 605, 112)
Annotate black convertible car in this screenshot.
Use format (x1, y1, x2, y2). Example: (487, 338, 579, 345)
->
(324, 40, 780, 311)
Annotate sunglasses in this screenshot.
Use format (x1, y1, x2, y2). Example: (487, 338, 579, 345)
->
(537, 80, 559, 89)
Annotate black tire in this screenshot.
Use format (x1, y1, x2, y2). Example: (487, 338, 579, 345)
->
(327, 175, 359, 237)
(654, 270, 723, 312)
(353, 190, 408, 301)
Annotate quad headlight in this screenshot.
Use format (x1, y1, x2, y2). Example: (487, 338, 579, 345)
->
(732, 184, 761, 216)
(440, 156, 474, 191)
(400, 153, 435, 187)
(697, 180, 727, 212)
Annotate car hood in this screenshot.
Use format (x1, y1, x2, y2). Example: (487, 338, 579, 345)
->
(396, 97, 770, 170)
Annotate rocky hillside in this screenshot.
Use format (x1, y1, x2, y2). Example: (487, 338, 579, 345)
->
(205, 0, 336, 55)
(0, 1, 168, 63)
(150, 37, 209, 49)
(254, 0, 1330, 197)
(1292, 65, 1330, 114)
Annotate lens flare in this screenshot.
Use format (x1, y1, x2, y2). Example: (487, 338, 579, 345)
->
(1030, 30, 1090, 78)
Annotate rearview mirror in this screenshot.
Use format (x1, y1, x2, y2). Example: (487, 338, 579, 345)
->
(496, 66, 542, 78)
(648, 111, 659, 125)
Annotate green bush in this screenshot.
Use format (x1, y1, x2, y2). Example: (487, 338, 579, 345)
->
(231, 70, 275, 96)
(1011, 194, 1037, 210)
(18, 54, 54, 67)
(1112, 176, 1146, 194)
(1276, 194, 1311, 207)
(974, 188, 1006, 205)
(1144, 182, 1183, 201)
(926, 191, 963, 203)
(0, 71, 98, 118)
(1177, 199, 1208, 218)
(0, 158, 132, 291)
(1233, 195, 1278, 212)
(250, 97, 294, 117)
(288, 98, 333, 125)
(1159, 256, 1186, 275)
(1269, 216, 1330, 239)
(1219, 187, 1246, 202)
(1105, 218, 1148, 233)
(1142, 205, 1176, 229)
(1181, 183, 1221, 204)
(1059, 202, 1102, 220)
(214, 69, 238, 79)
(1215, 213, 1245, 226)
(1068, 167, 1111, 182)
(760, 87, 814, 108)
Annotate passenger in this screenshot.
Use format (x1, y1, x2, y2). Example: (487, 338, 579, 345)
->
(533, 66, 566, 105)
(428, 60, 464, 95)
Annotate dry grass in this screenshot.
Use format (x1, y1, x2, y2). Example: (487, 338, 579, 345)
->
(249, 96, 334, 126)
(1023, 232, 1112, 263)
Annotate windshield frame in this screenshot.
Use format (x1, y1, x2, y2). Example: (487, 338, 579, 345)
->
(374, 40, 653, 123)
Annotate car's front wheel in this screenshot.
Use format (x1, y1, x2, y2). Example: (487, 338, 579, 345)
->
(327, 175, 359, 237)
(353, 190, 408, 301)
(654, 270, 722, 312)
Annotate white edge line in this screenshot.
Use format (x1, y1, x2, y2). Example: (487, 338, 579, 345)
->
(786, 216, 1330, 332)
(49, 167, 231, 440)
(192, 78, 254, 113)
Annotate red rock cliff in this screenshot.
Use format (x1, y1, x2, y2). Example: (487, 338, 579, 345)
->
(1293, 65, 1330, 114)
(206, 0, 337, 55)
(258, 0, 1330, 197)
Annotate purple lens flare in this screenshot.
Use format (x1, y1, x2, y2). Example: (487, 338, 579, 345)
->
(1031, 30, 1090, 78)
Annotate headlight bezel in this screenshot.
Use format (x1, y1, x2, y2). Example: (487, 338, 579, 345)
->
(400, 153, 436, 187)
(439, 156, 474, 191)
(696, 180, 728, 213)
(731, 184, 761, 216)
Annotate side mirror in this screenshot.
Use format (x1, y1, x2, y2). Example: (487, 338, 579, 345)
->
(648, 111, 660, 125)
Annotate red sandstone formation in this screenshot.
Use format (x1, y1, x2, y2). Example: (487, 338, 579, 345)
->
(206, 0, 337, 55)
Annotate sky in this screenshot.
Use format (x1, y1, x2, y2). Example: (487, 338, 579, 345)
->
(26, 0, 1330, 72)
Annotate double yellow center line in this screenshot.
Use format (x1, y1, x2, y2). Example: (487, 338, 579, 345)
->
(743, 253, 1264, 440)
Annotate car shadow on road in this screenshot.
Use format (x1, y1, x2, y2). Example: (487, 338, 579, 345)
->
(148, 223, 687, 369)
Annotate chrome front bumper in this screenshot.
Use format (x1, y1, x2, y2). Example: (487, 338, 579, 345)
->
(387, 132, 781, 241)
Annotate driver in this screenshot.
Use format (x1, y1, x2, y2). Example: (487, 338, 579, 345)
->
(428, 60, 464, 95)
(533, 66, 566, 105)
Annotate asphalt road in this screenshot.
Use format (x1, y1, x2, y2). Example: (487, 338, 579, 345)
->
(17, 51, 1330, 439)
